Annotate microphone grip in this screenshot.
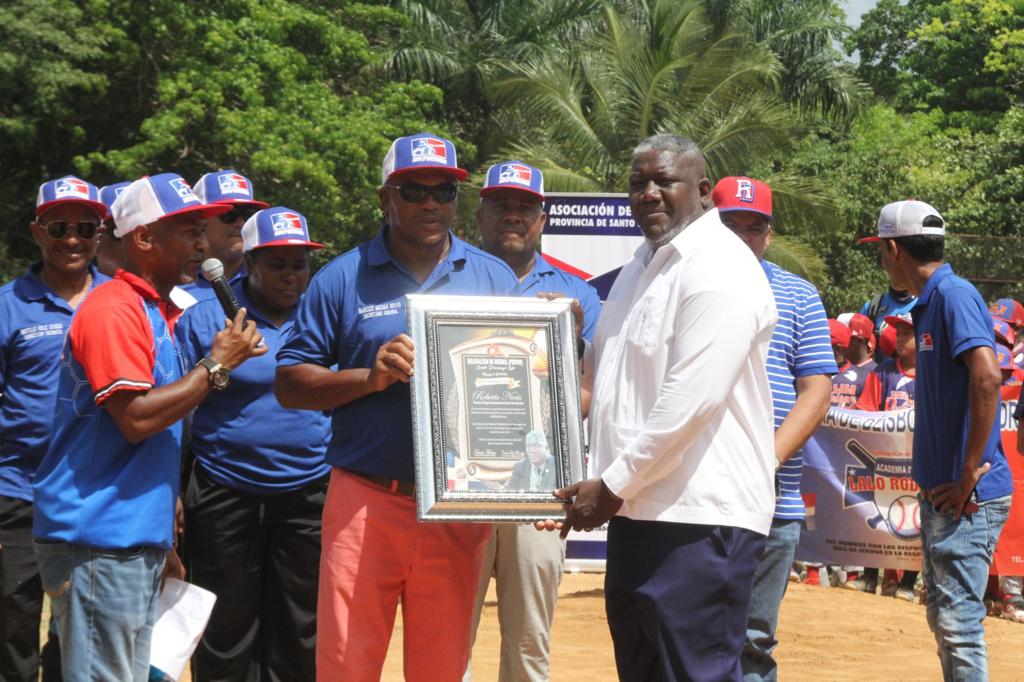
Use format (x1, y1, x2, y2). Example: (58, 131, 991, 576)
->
(212, 278, 242, 319)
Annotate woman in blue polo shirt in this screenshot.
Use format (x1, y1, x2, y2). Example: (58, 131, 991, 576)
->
(175, 207, 329, 682)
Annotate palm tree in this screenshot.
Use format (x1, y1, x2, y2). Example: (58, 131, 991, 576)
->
(384, 0, 605, 160)
(705, 0, 869, 124)
(492, 0, 831, 284)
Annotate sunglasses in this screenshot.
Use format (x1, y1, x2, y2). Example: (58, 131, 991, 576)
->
(39, 220, 99, 240)
(387, 182, 458, 204)
(218, 206, 260, 224)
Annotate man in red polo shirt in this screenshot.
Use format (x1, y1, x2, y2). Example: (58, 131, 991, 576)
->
(32, 173, 266, 681)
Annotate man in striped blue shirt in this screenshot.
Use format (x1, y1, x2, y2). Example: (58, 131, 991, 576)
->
(713, 177, 836, 682)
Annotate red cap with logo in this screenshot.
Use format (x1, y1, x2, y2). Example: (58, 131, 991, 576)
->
(828, 319, 851, 348)
(879, 325, 898, 358)
(711, 176, 774, 222)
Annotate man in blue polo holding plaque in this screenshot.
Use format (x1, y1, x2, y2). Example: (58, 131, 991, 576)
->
(275, 133, 518, 681)
(464, 160, 601, 682)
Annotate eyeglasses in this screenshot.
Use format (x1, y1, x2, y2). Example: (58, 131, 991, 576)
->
(218, 206, 260, 224)
(39, 220, 99, 240)
(386, 182, 458, 204)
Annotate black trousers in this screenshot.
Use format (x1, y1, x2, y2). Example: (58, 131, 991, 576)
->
(184, 465, 328, 682)
(605, 516, 765, 682)
(0, 495, 42, 682)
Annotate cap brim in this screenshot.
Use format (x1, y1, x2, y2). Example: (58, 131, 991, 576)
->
(717, 206, 774, 222)
(387, 165, 469, 183)
(883, 316, 913, 329)
(36, 199, 108, 220)
(857, 236, 882, 244)
(480, 185, 545, 201)
(212, 198, 271, 209)
(248, 239, 324, 251)
(160, 202, 235, 222)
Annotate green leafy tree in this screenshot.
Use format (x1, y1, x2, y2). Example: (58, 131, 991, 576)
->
(849, 0, 1024, 126)
(491, 0, 831, 284)
(0, 0, 113, 275)
(384, 0, 604, 160)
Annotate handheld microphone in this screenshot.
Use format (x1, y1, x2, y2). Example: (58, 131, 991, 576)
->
(201, 258, 242, 319)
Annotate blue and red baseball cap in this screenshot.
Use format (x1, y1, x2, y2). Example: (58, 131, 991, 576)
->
(997, 345, 1015, 371)
(35, 175, 107, 219)
(111, 173, 232, 238)
(480, 161, 545, 200)
(993, 318, 1016, 349)
(883, 313, 914, 330)
(711, 176, 774, 222)
(381, 132, 468, 185)
(241, 207, 324, 253)
(99, 182, 131, 220)
(990, 298, 1024, 327)
(193, 169, 270, 208)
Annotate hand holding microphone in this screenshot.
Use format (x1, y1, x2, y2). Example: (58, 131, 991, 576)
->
(201, 258, 267, 366)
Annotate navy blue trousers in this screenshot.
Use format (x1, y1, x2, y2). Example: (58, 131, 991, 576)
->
(605, 516, 766, 682)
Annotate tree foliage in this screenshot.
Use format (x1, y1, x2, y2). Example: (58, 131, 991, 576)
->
(0, 0, 451, 279)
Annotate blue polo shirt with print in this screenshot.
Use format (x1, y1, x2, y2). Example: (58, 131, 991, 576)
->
(0, 264, 108, 501)
(911, 263, 1012, 501)
(276, 229, 518, 482)
(181, 266, 245, 303)
(175, 279, 330, 494)
(519, 255, 602, 342)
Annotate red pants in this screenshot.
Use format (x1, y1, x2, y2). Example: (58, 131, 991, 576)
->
(316, 468, 491, 681)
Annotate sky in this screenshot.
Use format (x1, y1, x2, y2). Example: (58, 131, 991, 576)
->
(843, 0, 879, 27)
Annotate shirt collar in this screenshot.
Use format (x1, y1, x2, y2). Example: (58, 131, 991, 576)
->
(234, 277, 295, 328)
(367, 227, 468, 269)
(914, 263, 953, 306)
(18, 263, 102, 302)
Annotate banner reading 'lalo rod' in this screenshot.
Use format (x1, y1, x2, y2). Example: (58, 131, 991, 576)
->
(796, 403, 1022, 571)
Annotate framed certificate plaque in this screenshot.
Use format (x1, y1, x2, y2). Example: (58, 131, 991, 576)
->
(407, 294, 585, 522)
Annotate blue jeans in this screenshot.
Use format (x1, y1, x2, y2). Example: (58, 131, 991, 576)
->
(741, 518, 801, 682)
(33, 541, 165, 682)
(920, 495, 1011, 682)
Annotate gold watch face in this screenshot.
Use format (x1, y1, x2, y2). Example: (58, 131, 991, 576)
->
(211, 369, 230, 390)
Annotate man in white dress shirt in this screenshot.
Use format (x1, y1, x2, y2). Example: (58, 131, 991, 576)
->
(547, 134, 778, 681)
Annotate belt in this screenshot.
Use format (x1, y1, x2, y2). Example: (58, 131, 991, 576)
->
(348, 470, 415, 498)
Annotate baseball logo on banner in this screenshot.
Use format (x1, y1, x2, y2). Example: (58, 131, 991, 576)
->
(842, 437, 921, 539)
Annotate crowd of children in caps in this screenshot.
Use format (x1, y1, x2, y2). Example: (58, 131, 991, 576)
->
(810, 297, 1024, 622)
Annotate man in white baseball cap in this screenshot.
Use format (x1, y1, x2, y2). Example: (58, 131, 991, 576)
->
(32, 173, 267, 681)
(861, 199, 1012, 680)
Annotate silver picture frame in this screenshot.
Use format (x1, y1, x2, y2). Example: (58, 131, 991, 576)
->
(407, 294, 586, 522)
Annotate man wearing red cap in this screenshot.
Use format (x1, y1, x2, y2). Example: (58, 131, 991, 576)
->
(31, 173, 266, 681)
(711, 176, 836, 682)
(0, 176, 110, 682)
(275, 133, 519, 681)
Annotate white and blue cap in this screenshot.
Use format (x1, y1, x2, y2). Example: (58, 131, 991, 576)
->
(35, 175, 106, 218)
(241, 206, 324, 253)
(859, 200, 945, 243)
(193, 169, 270, 207)
(111, 173, 232, 238)
(99, 182, 131, 220)
(381, 132, 468, 185)
(480, 160, 545, 200)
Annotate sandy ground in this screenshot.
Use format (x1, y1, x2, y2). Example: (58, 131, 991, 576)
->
(49, 570, 1022, 681)
(381, 572, 1024, 681)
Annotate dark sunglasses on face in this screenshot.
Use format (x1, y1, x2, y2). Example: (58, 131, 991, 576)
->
(218, 206, 260, 224)
(387, 182, 458, 204)
(40, 220, 99, 240)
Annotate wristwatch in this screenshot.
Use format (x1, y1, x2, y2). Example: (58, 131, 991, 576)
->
(197, 357, 230, 391)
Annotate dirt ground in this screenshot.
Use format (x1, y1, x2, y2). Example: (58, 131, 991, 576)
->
(381, 571, 1024, 681)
